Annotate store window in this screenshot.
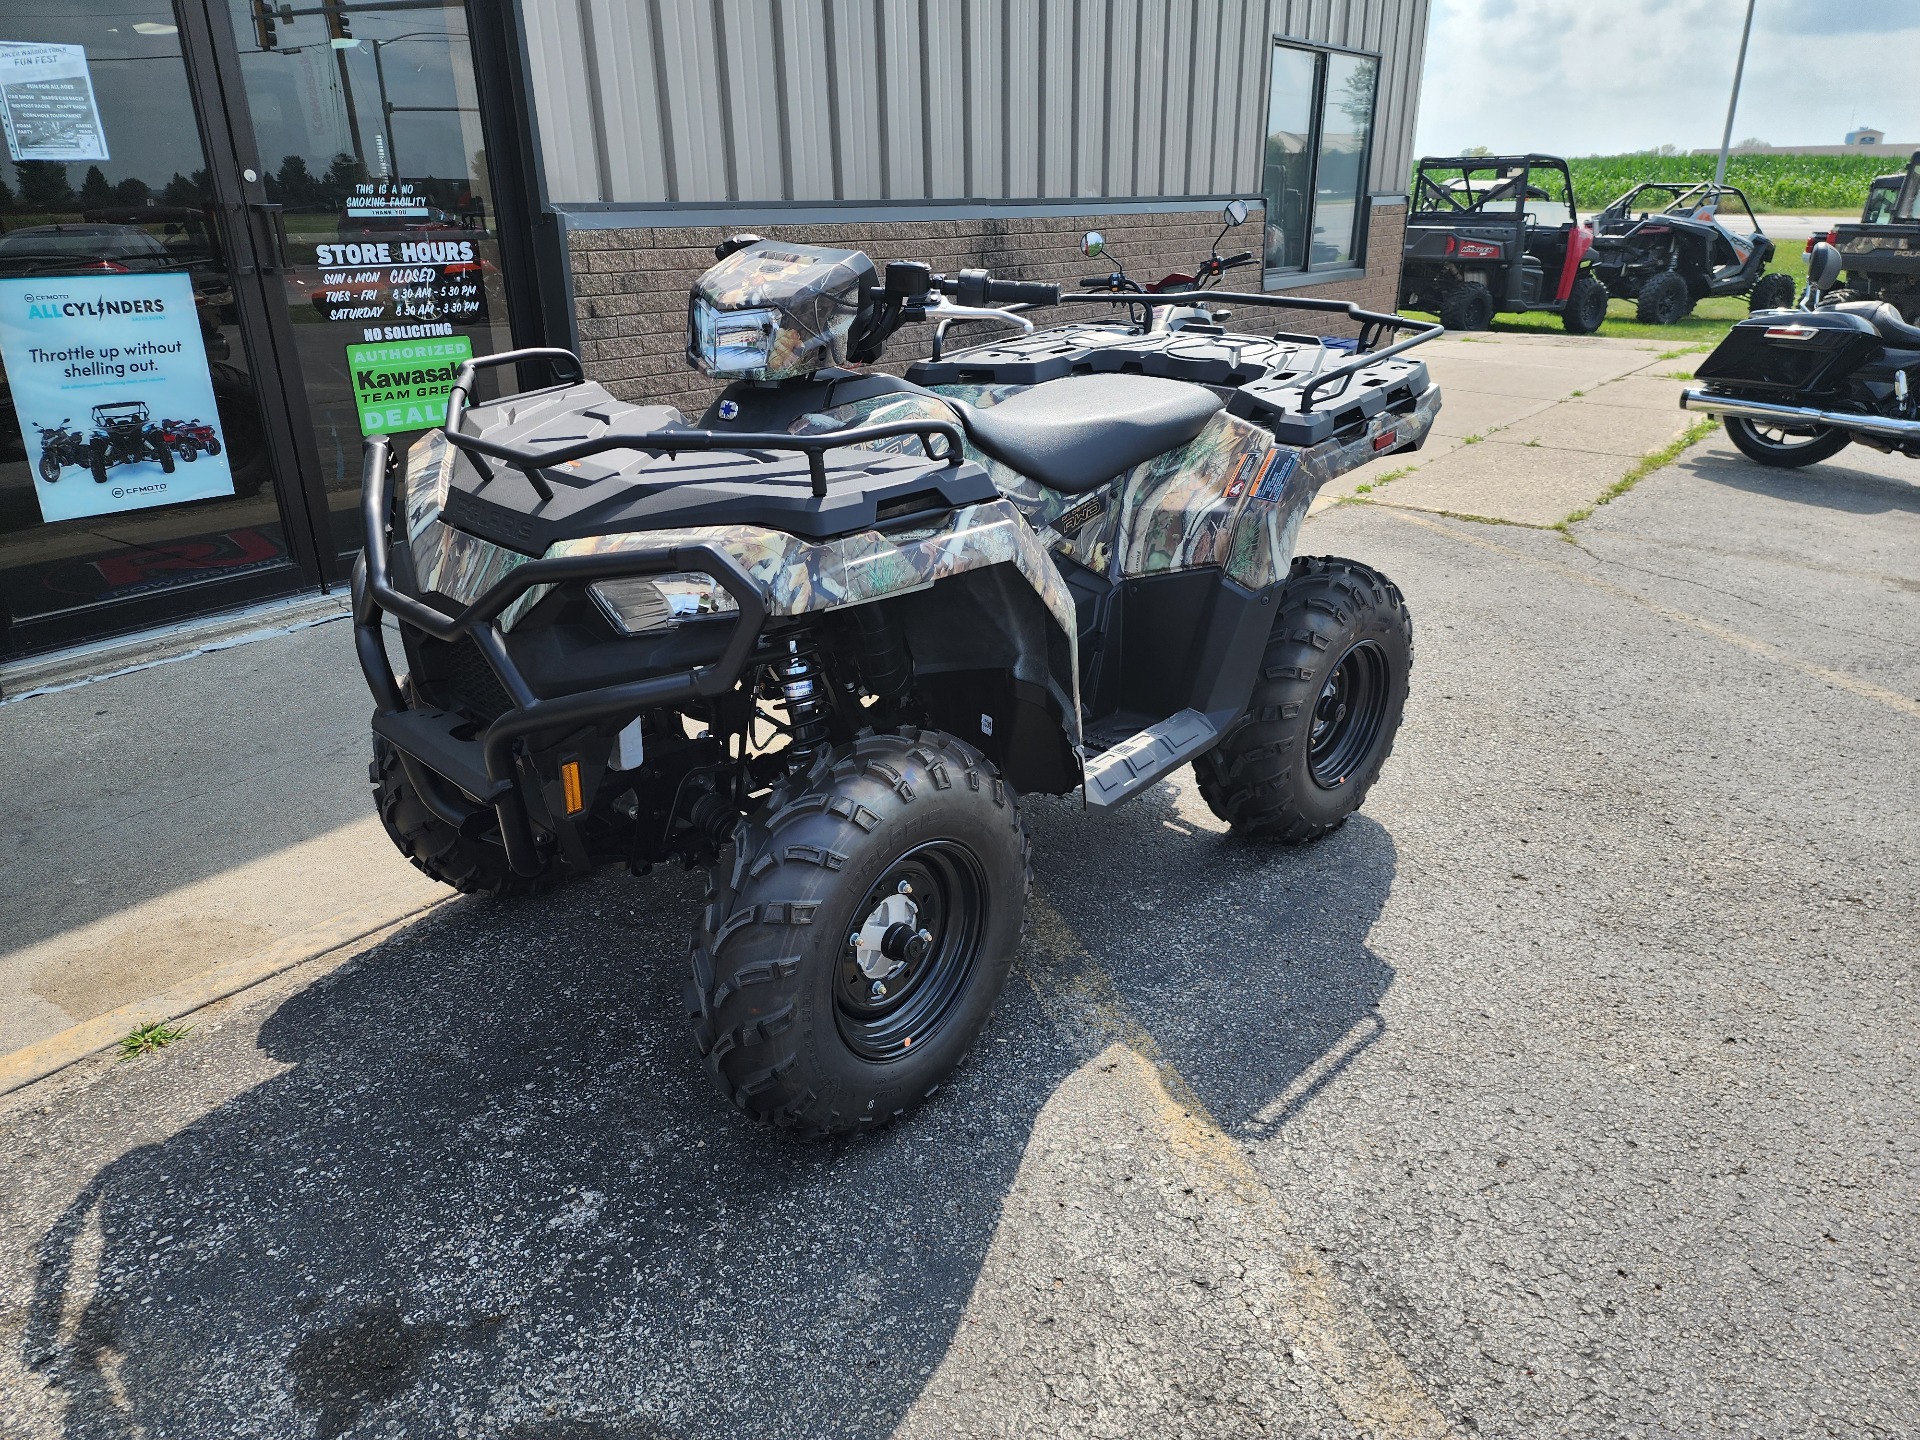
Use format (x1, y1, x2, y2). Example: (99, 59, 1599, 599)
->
(1260, 42, 1379, 279)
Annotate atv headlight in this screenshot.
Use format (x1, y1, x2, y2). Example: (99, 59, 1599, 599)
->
(691, 298, 779, 375)
(589, 572, 738, 638)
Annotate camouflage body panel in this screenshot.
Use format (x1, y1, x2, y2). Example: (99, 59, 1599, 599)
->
(688, 243, 875, 382)
(401, 428, 538, 615)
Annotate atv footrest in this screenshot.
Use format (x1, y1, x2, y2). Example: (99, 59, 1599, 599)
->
(372, 708, 508, 803)
(1082, 708, 1219, 808)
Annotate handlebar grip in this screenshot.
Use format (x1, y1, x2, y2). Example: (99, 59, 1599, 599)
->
(1081, 274, 1116, 287)
(983, 278, 1060, 307)
(1221, 251, 1256, 266)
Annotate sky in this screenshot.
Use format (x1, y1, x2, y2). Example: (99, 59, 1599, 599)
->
(1413, 0, 1920, 158)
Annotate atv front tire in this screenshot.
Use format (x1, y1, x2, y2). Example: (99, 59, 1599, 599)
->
(1196, 557, 1412, 844)
(1561, 274, 1610, 334)
(688, 729, 1030, 1136)
(1636, 270, 1692, 325)
(370, 736, 560, 896)
(1747, 272, 1796, 313)
(1439, 282, 1494, 332)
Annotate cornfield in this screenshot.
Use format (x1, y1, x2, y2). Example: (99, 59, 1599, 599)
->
(1413, 153, 1895, 213)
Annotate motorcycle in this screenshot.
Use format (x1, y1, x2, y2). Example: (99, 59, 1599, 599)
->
(1680, 241, 1920, 468)
(33, 418, 89, 483)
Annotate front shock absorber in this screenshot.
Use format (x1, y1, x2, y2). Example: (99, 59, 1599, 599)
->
(779, 637, 832, 768)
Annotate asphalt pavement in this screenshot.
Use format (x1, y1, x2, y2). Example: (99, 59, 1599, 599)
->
(2, 415, 1915, 1437)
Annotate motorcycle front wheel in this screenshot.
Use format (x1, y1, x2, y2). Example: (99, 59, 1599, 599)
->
(38, 453, 61, 483)
(1723, 416, 1851, 469)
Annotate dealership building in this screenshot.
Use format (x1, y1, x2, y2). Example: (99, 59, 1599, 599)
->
(0, 0, 1429, 675)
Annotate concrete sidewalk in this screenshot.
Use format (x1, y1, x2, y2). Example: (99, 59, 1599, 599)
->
(0, 330, 1736, 1084)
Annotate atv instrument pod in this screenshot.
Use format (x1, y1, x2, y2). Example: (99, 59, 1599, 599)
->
(687, 241, 879, 382)
(589, 572, 739, 638)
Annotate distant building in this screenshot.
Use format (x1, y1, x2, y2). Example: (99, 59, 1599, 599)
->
(1846, 127, 1886, 146)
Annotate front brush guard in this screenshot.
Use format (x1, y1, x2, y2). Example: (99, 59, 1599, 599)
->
(353, 435, 769, 877)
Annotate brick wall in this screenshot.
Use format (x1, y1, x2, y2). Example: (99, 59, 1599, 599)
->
(567, 202, 1409, 416)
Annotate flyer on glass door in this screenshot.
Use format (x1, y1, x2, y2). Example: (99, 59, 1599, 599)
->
(0, 272, 236, 524)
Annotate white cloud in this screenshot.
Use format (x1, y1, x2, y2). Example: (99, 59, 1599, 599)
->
(1413, 0, 1920, 158)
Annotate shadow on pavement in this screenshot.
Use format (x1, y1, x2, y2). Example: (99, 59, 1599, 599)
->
(21, 785, 1400, 1439)
(1683, 447, 1920, 516)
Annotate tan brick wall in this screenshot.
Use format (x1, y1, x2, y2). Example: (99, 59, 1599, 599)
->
(567, 203, 1409, 416)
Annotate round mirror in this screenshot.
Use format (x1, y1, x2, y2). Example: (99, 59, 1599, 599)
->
(1080, 230, 1106, 258)
(1223, 198, 1249, 227)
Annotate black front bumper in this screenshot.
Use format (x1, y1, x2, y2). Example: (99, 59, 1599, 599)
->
(352, 434, 768, 877)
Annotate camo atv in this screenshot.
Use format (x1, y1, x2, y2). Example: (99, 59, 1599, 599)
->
(354, 220, 1442, 1135)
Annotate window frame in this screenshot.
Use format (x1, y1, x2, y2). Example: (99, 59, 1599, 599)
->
(1259, 37, 1382, 286)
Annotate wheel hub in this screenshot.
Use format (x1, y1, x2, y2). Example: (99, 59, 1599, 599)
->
(850, 885, 933, 983)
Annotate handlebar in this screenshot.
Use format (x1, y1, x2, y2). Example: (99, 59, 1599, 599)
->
(939, 268, 1060, 308)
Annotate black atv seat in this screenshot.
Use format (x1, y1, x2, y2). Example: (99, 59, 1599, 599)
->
(949, 373, 1223, 494)
(1831, 300, 1920, 349)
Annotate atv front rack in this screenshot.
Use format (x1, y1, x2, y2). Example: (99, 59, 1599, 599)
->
(445, 348, 964, 498)
(353, 433, 771, 877)
(1054, 290, 1441, 412)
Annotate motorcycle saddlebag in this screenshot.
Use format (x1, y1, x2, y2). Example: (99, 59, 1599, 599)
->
(1693, 309, 1880, 397)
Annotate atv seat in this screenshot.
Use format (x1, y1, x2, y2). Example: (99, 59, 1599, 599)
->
(949, 373, 1223, 494)
(1831, 300, 1920, 349)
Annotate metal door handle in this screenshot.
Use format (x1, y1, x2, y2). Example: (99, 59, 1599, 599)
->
(246, 201, 289, 275)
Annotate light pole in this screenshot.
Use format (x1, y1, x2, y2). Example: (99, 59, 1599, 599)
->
(1714, 0, 1758, 190)
(366, 31, 473, 180)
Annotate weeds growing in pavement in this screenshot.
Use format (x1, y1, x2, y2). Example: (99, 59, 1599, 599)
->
(1556, 417, 1719, 540)
(118, 1021, 191, 1059)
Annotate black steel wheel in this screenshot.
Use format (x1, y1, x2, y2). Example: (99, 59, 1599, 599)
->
(1307, 640, 1393, 790)
(688, 728, 1030, 1136)
(1723, 415, 1853, 468)
(834, 841, 989, 1062)
(1196, 556, 1412, 844)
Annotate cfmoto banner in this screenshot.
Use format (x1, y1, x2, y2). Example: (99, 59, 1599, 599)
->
(0, 272, 236, 524)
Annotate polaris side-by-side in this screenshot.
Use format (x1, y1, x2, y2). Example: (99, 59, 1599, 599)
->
(1399, 154, 1609, 333)
(354, 208, 1441, 1135)
(1681, 241, 1920, 468)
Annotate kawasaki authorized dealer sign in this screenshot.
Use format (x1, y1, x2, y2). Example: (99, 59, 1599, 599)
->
(345, 335, 473, 436)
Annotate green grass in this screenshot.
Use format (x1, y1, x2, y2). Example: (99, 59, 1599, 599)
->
(1349, 463, 1415, 497)
(118, 1020, 191, 1059)
(1556, 417, 1719, 537)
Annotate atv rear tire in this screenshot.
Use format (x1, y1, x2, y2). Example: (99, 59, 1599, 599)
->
(1561, 274, 1610, 334)
(687, 729, 1030, 1136)
(1723, 416, 1852, 468)
(1746, 271, 1795, 314)
(1195, 557, 1412, 844)
(370, 736, 560, 896)
(1636, 270, 1692, 325)
(1439, 282, 1495, 332)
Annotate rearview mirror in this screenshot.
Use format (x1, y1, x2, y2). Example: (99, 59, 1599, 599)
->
(1222, 199, 1249, 227)
(1080, 231, 1105, 258)
(1807, 241, 1843, 291)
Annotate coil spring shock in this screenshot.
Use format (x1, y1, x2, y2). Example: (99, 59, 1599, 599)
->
(778, 637, 832, 768)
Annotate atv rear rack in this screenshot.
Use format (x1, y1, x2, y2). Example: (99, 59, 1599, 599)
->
(445, 348, 965, 499)
(1054, 290, 1441, 411)
(353, 432, 772, 877)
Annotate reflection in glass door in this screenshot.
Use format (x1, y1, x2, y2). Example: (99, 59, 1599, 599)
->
(224, 0, 514, 560)
(0, 0, 304, 657)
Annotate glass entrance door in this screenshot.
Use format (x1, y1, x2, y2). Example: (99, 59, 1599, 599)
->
(0, 0, 317, 657)
(221, 0, 514, 562)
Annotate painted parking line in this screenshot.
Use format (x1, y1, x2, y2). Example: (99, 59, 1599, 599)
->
(1381, 507, 1920, 722)
(1020, 897, 1457, 1440)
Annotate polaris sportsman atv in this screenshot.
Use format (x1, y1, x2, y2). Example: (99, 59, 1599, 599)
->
(354, 214, 1441, 1135)
(1805, 149, 1920, 322)
(1588, 181, 1791, 323)
(1681, 241, 1920, 468)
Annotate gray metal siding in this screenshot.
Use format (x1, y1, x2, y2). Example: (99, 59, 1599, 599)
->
(522, 0, 1430, 207)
